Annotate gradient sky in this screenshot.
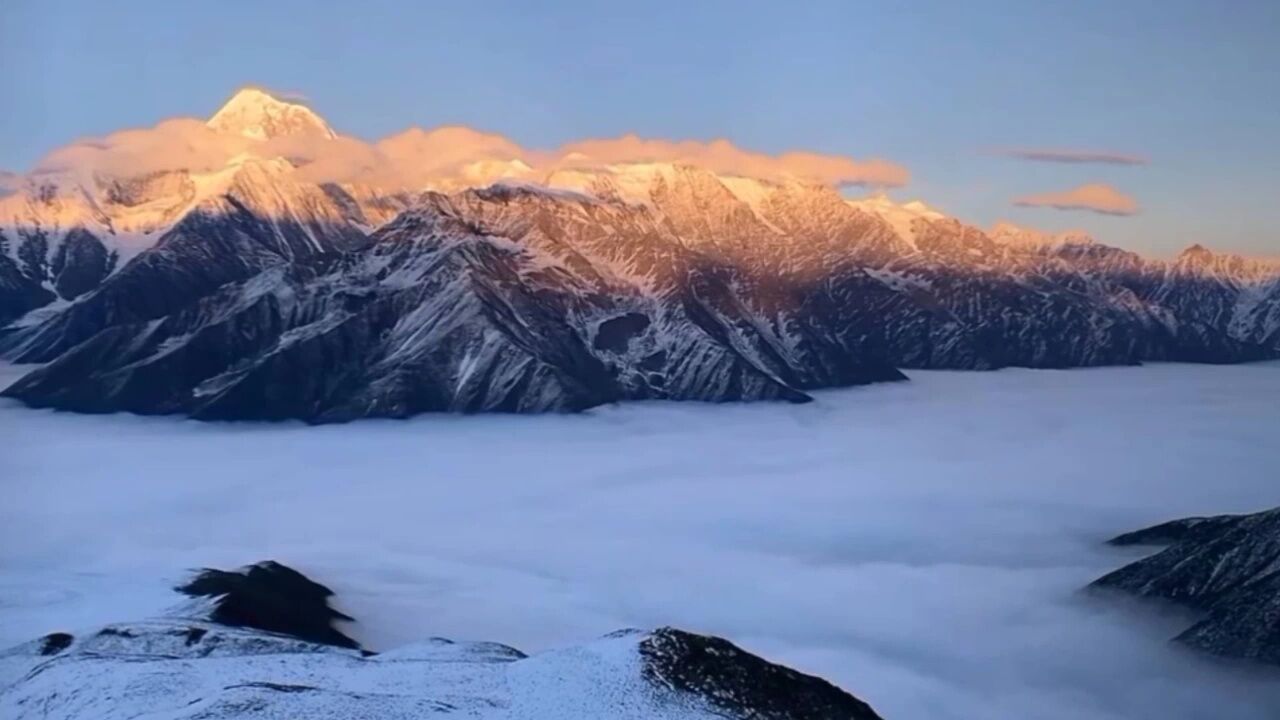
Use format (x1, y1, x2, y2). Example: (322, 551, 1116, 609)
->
(2, 0, 1278, 257)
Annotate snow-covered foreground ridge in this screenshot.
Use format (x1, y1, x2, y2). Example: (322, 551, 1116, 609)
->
(0, 561, 885, 720)
(1, 89, 1279, 420)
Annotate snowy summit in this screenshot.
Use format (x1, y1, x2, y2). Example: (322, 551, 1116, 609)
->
(206, 87, 336, 141)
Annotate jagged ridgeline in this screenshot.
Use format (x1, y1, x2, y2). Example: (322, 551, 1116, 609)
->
(2, 90, 1278, 421)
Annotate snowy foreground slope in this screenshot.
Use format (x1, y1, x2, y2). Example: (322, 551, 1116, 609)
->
(0, 561, 883, 720)
(3, 90, 1280, 420)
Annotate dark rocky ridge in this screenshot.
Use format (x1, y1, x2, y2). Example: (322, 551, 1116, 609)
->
(0, 561, 886, 720)
(1091, 506, 1280, 666)
(641, 627, 883, 720)
(1106, 514, 1245, 547)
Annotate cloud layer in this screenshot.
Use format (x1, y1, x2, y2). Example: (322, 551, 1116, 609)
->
(36, 119, 252, 178)
(1014, 183, 1139, 216)
(551, 134, 908, 187)
(5, 364, 1280, 720)
(994, 148, 1147, 166)
(25, 94, 909, 191)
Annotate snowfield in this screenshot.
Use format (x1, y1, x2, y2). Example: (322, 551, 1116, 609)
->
(2, 362, 1279, 719)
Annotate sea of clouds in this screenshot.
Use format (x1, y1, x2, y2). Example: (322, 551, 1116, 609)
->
(2, 362, 1278, 719)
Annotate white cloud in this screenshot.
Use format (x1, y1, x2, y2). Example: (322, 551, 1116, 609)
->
(35, 119, 249, 178)
(1014, 183, 1140, 216)
(994, 148, 1147, 166)
(25, 95, 909, 191)
(551, 134, 908, 187)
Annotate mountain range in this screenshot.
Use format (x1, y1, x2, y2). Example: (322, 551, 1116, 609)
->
(2, 89, 1278, 420)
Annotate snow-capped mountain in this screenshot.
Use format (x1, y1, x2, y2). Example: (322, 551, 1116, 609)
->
(205, 87, 337, 141)
(0, 89, 409, 322)
(1, 90, 1277, 419)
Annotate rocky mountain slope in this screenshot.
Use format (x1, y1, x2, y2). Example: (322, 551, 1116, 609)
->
(2, 90, 1277, 420)
(1091, 506, 1280, 666)
(0, 561, 885, 720)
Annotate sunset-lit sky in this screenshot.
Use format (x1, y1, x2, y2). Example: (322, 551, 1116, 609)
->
(2, 0, 1278, 257)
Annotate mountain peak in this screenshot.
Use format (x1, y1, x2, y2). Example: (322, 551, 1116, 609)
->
(207, 87, 335, 141)
(1177, 243, 1215, 265)
(989, 221, 1094, 250)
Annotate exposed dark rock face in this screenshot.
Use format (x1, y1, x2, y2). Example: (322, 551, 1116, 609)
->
(177, 561, 359, 649)
(1091, 506, 1280, 665)
(593, 312, 651, 352)
(641, 627, 884, 720)
(0, 561, 887, 720)
(0, 252, 54, 325)
(15, 227, 49, 283)
(49, 228, 116, 300)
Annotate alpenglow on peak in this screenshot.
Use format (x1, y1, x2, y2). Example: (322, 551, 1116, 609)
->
(206, 87, 336, 141)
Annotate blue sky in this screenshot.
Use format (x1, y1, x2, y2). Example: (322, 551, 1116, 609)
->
(2, 0, 1278, 256)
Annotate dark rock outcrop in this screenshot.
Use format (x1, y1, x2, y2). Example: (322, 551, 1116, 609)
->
(38, 632, 74, 656)
(1091, 506, 1280, 665)
(176, 560, 359, 649)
